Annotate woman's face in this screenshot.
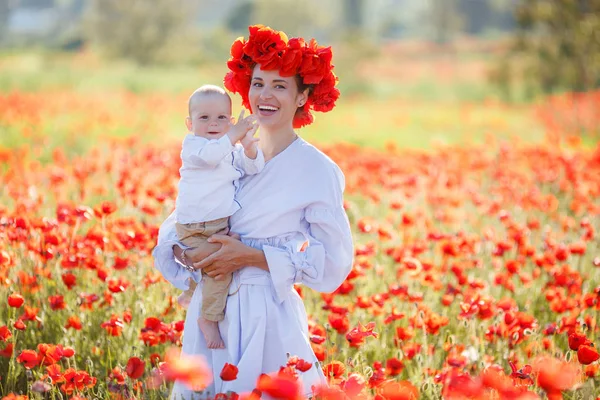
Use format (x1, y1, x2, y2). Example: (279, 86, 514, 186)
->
(248, 65, 308, 130)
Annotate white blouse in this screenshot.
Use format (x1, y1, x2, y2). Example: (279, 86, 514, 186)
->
(176, 134, 264, 224)
(153, 137, 354, 397)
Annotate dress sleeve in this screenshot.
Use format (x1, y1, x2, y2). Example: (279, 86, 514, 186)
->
(262, 165, 354, 304)
(152, 211, 202, 290)
(233, 146, 265, 176)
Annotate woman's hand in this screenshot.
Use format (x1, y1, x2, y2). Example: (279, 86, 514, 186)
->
(172, 227, 230, 266)
(193, 234, 268, 280)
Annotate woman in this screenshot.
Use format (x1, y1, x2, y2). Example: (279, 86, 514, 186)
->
(153, 25, 354, 398)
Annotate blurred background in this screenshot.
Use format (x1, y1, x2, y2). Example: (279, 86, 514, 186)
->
(1, 0, 598, 153)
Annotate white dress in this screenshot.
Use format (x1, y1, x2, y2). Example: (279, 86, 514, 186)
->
(153, 137, 354, 398)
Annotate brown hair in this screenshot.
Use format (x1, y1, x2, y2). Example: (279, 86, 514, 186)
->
(188, 85, 232, 116)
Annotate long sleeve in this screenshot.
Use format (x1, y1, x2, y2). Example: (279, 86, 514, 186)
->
(184, 135, 234, 167)
(152, 211, 202, 290)
(233, 146, 265, 176)
(263, 165, 354, 304)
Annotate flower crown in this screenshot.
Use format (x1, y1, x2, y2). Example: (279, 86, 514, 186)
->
(224, 25, 340, 129)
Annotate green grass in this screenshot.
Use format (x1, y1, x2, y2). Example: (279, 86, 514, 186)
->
(0, 51, 547, 156)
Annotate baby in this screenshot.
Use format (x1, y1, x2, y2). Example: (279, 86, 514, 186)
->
(175, 84, 263, 349)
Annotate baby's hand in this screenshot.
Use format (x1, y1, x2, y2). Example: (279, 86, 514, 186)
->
(241, 124, 259, 159)
(228, 110, 257, 143)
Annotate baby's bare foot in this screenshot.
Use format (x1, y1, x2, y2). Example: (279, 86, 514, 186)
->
(198, 318, 224, 349)
(177, 293, 191, 309)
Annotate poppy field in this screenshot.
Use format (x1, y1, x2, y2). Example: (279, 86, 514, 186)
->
(1, 74, 600, 399)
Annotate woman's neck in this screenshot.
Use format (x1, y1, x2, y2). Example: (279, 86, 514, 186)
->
(259, 126, 298, 162)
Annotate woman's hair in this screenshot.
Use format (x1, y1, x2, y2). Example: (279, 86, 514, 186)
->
(224, 25, 339, 129)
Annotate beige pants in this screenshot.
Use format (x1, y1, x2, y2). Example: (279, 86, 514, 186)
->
(176, 217, 231, 321)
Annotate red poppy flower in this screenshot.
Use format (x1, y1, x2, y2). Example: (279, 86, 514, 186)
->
(0, 343, 14, 358)
(346, 321, 378, 348)
(295, 359, 313, 373)
(126, 357, 145, 379)
(532, 355, 581, 398)
(0, 326, 11, 342)
(377, 380, 419, 400)
(151, 348, 211, 391)
(7, 293, 24, 308)
(256, 373, 301, 400)
(48, 295, 66, 311)
(13, 319, 26, 331)
(65, 315, 82, 330)
(61, 273, 77, 290)
(568, 331, 590, 351)
(45, 364, 63, 384)
(577, 344, 600, 365)
(16, 349, 39, 369)
(385, 357, 404, 376)
(323, 360, 345, 379)
(220, 363, 238, 381)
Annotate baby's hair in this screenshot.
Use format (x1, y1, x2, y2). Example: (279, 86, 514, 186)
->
(188, 85, 232, 116)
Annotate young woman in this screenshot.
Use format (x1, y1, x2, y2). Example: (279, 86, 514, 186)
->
(154, 25, 354, 398)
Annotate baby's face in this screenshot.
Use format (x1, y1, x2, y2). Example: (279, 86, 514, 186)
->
(187, 94, 232, 139)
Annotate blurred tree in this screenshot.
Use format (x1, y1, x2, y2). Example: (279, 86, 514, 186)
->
(492, 0, 600, 96)
(343, 0, 363, 29)
(84, 0, 195, 65)
(427, 0, 463, 44)
(0, 0, 11, 42)
(226, 1, 253, 32)
(251, 0, 317, 38)
(457, 0, 492, 34)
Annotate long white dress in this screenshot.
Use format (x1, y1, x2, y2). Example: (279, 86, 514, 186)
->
(153, 138, 354, 399)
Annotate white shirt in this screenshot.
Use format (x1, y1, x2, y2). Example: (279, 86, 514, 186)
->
(154, 137, 354, 397)
(175, 134, 264, 224)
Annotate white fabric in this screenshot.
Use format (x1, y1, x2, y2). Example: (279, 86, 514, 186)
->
(175, 134, 265, 224)
(154, 137, 354, 398)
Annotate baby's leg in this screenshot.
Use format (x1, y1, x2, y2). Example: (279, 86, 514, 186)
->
(176, 281, 197, 309)
(199, 273, 233, 349)
(175, 222, 208, 308)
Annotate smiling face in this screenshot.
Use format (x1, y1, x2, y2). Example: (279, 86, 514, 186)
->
(186, 93, 232, 139)
(248, 66, 308, 130)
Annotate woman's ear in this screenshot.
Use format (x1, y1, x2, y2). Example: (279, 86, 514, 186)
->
(297, 89, 309, 107)
(185, 116, 192, 131)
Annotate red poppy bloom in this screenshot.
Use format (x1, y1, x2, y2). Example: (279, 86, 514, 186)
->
(61, 273, 77, 290)
(65, 315, 82, 330)
(0, 343, 14, 358)
(323, 360, 345, 379)
(16, 349, 39, 369)
(13, 319, 26, 331)
(151, 348, 211, 391)
(256, 373, 302, 400)
(220, 363, 238, 381)
(126, 356, 145, 379)
(377, 380, 419, 400)
(0, 326, 11, 342)
(577, 344, 600, 365)
(8, 293, 24, 308)
(48, 295, 66, 310)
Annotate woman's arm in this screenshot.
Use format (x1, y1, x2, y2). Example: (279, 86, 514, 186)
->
(192, 235, 269, 280)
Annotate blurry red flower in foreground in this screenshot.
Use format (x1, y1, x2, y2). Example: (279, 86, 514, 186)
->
(532, 355, 581, 399)
(220, 362, 238, 381)
(150, 347, 211, 391)
(377, 380, 419, 400)
(256, 373, 302, 400)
